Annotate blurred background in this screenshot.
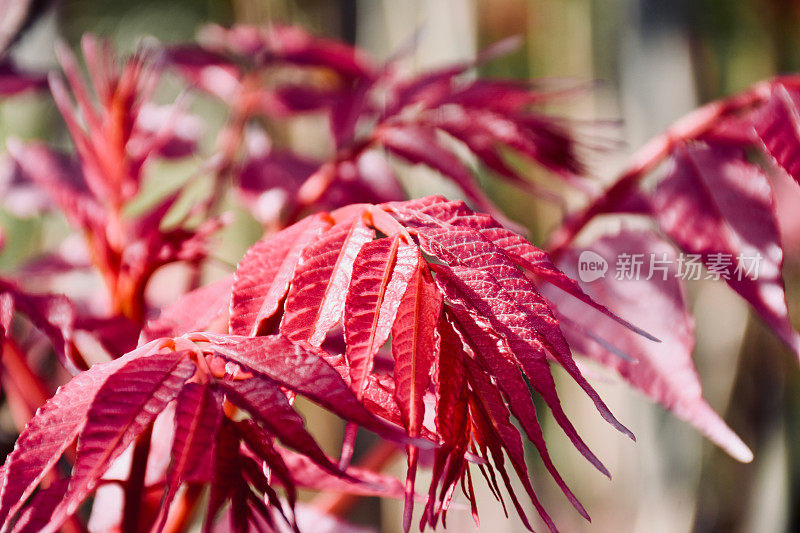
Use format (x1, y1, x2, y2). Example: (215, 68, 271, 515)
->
(2, 1, 800, 532)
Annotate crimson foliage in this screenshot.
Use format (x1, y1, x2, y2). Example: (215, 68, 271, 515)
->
(0, 18, 797, 533)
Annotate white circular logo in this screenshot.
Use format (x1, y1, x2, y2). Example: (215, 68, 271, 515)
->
(578, 250, 608, 282)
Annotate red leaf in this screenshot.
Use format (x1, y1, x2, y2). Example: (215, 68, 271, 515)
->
(391, 202, 632, 443)
(155, 382, 223, 530)
(390, 247, 442, 531)
(45, 353, 196, 532)
(464, 357, 557, 533)
(0, 342, 149, 528)
(281, 218, 375, 346)
(74, 314, 139, 357)
(653, 143, 800, 358)
(422, 315, 470, 529)
(272, 84, 339, 114)
(218, 373, 344, 477)
(445, 305, 589, 517)
(10, 479, 69, 533)
(230, 214, 331, 336)
(48, 36, 159, 204)
(0, 338, 164, 524)
(216, 197, 639, 530)
(208, 334, 413, 444)
(431, 315, 469, 446)
(754, 82, 800, 184)
(432, 264, 617, 473)
(391, 196, 656, 341)
(429, 108, 562, 202)
(344, 236, 417, 395)
(269, 25, 376, 78)
(549, 230, 753, 462)
(431, 106, 583, 182)
(391, 249, 441, 436)
(360, 373, 404, 426)
(235, 419, 298, 510)
(0, 278, 81, 373)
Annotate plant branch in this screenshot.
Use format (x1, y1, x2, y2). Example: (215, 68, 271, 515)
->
(0, 339, 49, 426)
(547, 80, 772, 258)
(163, 483, 204, 533)
(122, 424, 153, 533)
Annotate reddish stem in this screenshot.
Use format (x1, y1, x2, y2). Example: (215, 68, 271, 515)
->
(162, 483, 204, 533)
(1, 339, 50, 423)
(122, 424, 153, 533)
